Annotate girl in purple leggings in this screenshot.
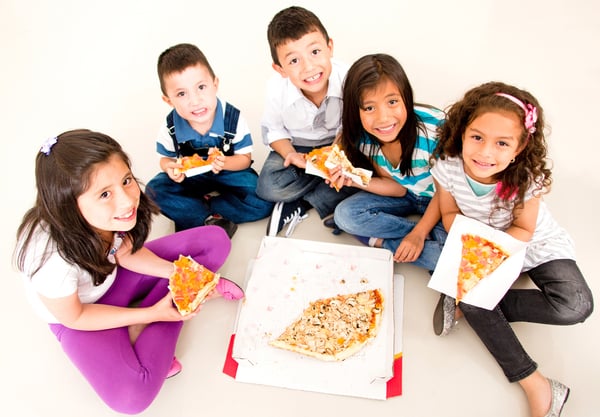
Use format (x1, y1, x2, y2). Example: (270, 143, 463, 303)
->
(14, 129, 243, 414)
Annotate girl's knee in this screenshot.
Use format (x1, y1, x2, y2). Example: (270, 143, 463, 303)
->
(554, 286, 594, 324)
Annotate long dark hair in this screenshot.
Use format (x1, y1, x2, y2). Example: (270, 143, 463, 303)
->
(340, 53, 424, 175)
(15, 129, 159, 285)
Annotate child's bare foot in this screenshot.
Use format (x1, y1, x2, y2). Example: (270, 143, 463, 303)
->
(128, 323, 148, 345)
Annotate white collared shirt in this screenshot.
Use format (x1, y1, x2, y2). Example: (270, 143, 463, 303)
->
(260, 59, 348, 148)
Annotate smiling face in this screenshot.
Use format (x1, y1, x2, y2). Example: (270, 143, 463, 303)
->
(359, 77, 408, 144)
(272, 30, 333, 106)
(77, 154, 140, 240)
(461, 110, 524, 183)
(161, 63, 219, 134)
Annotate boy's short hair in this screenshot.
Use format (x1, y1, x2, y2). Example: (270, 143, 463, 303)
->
(157, 43, 215, 95)
(267, 6, 330, 66)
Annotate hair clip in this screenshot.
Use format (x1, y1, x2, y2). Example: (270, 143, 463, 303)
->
(495, 181, 517, 200)
(495, 93, 538, 135)
(40, 136, 58, 155)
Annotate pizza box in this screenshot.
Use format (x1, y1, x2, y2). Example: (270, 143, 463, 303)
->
(223, 236, 402, 400)
(427, 215, 527, 310)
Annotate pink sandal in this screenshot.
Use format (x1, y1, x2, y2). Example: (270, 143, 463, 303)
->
(216, 277, 245, 300)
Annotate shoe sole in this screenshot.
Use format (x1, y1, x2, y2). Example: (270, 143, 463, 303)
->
(267, 203, 283, 237)
(433, 293, 445, 336)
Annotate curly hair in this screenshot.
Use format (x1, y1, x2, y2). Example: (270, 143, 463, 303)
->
(433, 81, 552, 216)
(339, 53, 427, 175)
(15, 129, 159, 286)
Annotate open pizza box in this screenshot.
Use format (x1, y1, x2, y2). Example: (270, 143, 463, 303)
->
(427, 215, 528, 310)
(223, 236, 403, 400)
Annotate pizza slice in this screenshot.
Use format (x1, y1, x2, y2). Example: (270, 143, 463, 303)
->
(269, 289, 384, 361)
(305, 144, 372, 190)
(174, 148, 224, 175)
(456, 234, 509, 304)
(168, 255, 221, 316)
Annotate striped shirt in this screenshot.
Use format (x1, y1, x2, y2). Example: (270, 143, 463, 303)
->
(359, 105, 443, 198)
(431, 156, 576, 270)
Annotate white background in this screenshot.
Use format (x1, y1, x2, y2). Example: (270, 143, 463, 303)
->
(1, 1, 598, 416)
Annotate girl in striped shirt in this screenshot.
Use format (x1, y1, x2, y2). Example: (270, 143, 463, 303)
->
(431, 81, 593, 417)
(328, 53, 446, 272)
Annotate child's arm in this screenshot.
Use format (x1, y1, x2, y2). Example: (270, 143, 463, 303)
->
(115, 237, 174, 279)
(36, 237, 197, 331)
(271, 139, 307, 169)
(434, 178, 462, 232)
(159, 156, 185, 183)
(506, 196, 539, 242)
(211, 152, 252, 173)
(38, 290, 192, 331)
(393, 192, 441, 263)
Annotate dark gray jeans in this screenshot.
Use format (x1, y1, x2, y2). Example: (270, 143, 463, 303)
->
(460, 258, 593, 382)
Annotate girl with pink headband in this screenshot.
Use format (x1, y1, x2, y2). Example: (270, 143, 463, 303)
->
(430, 81, 593, 417)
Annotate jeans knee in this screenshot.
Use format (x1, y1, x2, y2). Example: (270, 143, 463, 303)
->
(555, 287, 594, 324)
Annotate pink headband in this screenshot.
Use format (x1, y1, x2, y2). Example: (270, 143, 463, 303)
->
(495, 93, 537, 136)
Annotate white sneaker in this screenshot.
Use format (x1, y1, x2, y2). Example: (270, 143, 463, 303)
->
(284, 211, 308, 237)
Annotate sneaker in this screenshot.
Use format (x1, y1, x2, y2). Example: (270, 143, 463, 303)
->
(266, 201, 309, 237)
(205, 214, 238, 239)
(216, 277, 245, 300)
(166, 357, 182, 379)
(323, 215, 342, 235)
(433, 293, 458, 336)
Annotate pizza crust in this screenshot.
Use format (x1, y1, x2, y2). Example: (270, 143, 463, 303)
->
(269, 289, 384, 361)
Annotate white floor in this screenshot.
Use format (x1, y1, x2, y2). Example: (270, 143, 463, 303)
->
(3, 208, 597, 417)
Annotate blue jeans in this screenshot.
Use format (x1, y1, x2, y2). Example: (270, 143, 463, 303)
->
(146, 168, 273, 230)
(460, 258, 593, 383)
(333, 191, 447, 271)
(256, 147, 356, 218)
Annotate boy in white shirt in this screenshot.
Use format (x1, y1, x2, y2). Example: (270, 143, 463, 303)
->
(257, 6, 355, 237)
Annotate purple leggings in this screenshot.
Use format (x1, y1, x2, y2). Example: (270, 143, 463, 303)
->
(48, 226, 230, 414)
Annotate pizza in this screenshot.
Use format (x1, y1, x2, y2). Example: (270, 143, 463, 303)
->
(269, 289, 384, 361)
(174, 148, 224, 175)
(168, 255, 221, 316)
(456, 234, 509, 304)
(305, 144, 372, 189)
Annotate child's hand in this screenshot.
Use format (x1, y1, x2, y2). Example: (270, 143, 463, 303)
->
(151, 293, 200, 322)
(393, 231, 425, 263)
(284, 152, 307, 169)
(327, 165, 353, 190)
(165, 160, 186, 183)
(211, 152, 226, 174)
